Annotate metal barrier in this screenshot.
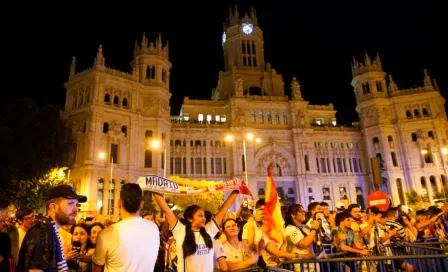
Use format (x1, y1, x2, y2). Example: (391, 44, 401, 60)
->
(268, 254, 448, 272)
(233, 242, 448, 271)
(233, 266, 260, 272)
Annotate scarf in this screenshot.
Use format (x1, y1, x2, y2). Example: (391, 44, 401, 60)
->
(44, 217, 68, 272)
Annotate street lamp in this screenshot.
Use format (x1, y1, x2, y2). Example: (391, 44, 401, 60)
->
(226, 133, 261, 184)
(99, 152, 113, 218)
(150, 139, 167, 178)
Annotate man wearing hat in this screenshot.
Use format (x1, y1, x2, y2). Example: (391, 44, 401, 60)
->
(17, 185, 87, 272)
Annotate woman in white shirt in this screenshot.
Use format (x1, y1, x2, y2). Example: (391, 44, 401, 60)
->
(153, 190, 239, 272)
(221, 218, 258, 270)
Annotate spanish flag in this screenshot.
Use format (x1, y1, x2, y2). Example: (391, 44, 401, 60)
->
(264, 164, 284, 244)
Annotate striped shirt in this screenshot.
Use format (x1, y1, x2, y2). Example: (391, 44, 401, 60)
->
(385, 219, 406, 241)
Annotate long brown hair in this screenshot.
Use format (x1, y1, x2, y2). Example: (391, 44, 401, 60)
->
(182, 205, 213, 257)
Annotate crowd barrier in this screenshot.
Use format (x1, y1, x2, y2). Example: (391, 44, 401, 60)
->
(233, 241, 448, 272)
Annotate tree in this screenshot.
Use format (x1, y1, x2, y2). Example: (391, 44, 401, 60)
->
(165, 192, 225, 214)
(405, 189, 431, 211)
(8, 167, 69, 211)
(405, 190, 421, 205)
(0, 98, 74, 208)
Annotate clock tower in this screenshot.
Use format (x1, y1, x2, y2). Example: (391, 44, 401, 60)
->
(212, 6, 284, 100)
(222, 6, 265, 72)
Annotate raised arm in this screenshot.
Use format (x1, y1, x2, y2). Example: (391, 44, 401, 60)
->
(214, 190, 240, 226)
(152, 192, 177, 229)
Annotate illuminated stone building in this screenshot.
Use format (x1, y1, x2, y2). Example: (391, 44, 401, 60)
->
(63, 7, 447, 217)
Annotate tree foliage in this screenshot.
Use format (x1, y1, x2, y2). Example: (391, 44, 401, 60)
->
(405, 190, 421, 205)
(0, 98, 74, 209)
(8, 167, 70, 211)
(165, 192, 225, 214)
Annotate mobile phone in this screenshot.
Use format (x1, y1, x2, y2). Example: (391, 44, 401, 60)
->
(243, 198, 248, 208)
(72, 241, 81, 253)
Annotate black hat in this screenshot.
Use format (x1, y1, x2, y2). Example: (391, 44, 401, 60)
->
(45, 185, 87, 203)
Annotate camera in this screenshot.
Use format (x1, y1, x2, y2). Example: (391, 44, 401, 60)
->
(72, 241, 81, 253)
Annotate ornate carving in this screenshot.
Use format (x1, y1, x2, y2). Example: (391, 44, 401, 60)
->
(111, 122, 122, 134)
(233, 72, 244, 97)
(235, 109, 245, 127)
(296, 109, 306, 128)
(256, 151, 292, 176)
(142, 96, 157, 113)
(160, 99, 169, 114)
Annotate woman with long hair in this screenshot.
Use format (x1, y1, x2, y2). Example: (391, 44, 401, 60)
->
(68, 223, 95, 272)
(153, 190, 239, 272)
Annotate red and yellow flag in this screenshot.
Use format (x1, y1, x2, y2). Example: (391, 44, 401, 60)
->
(264, 164, 284, 244)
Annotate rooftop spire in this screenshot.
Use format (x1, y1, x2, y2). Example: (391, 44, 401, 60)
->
(94, 44, 105, 67)
(423, 69, 432, 87)
(352, 51, 384, 77)
(134, 32, 169, 59)
(70, 56, 76, 77)
(388, 74, 398, 92)
(226, 5, 258, 27)
(250, 5, 258, 24)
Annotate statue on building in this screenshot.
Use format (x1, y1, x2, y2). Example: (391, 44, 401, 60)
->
(291, 77, 303, 100)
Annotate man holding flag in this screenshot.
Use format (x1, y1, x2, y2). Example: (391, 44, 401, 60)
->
(254, 164, 314, 267)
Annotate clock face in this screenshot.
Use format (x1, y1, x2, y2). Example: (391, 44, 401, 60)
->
(242, 23, 253, 35)
(222, 32, 226, 45)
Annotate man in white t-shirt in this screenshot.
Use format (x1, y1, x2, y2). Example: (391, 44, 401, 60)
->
(93, 183, 160, 272)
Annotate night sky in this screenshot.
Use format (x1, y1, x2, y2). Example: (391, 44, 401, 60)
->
(10, 1, 446, 125)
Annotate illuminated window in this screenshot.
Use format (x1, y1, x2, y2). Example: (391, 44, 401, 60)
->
(198, 114, 204, 122)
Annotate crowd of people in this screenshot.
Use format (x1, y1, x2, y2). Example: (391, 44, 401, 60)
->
(1, 183, 447, 272)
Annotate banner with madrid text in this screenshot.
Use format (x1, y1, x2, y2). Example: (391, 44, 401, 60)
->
(137, 175, 254, 199)
(264, 164, 285, 245)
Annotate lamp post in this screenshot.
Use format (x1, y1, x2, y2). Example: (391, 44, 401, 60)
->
(150, 138, 167, 209)
(99, 152, 113, 218)
(226, 133, 261, 184)
(150, 139, 167, 178)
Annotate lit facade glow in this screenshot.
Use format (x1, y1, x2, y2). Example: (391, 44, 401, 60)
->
(63, 7, 448, 215)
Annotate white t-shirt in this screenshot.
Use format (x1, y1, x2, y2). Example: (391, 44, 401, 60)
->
(284, 225, 311, 254)
(92, 216, 160, 272)
(171, 219, 220, 272)
(222, 241, 248, 263)
(213, 239, 226, 272)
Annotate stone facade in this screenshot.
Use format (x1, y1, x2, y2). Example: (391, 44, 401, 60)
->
(63, 7, 448, 218)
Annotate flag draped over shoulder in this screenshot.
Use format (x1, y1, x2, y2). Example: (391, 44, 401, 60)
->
(264, 164, 284, 245)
